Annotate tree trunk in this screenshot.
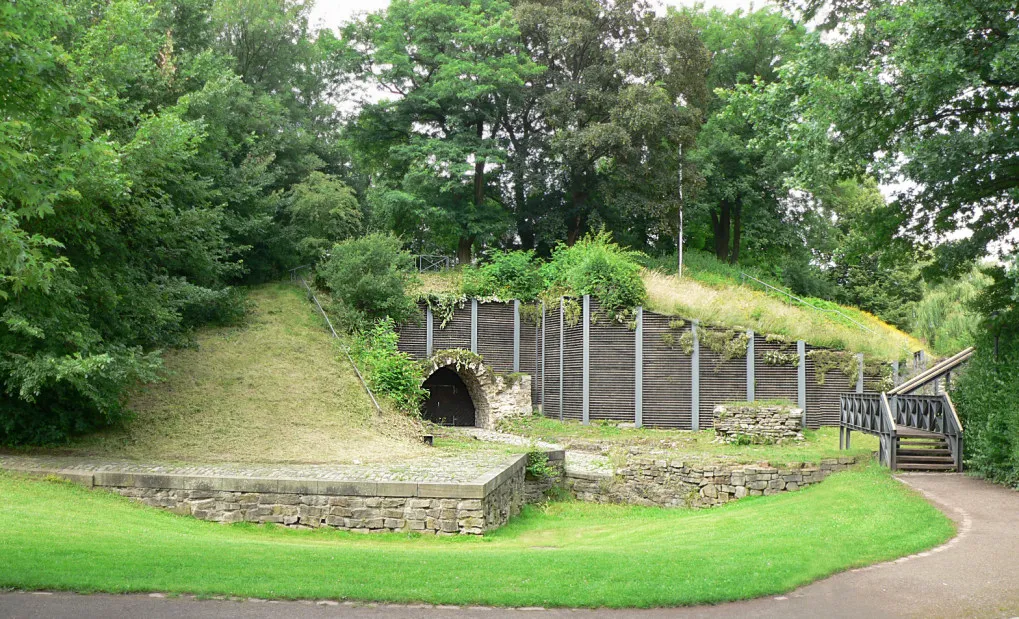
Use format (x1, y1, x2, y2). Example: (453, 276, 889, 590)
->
(473, 121, 485, 209)
(461, 120, 484, 265)
(567, 190, 587, 246)
(712, 199, 731, 262)
(457, 236, 475, 265)
(730, 200, 742, 265)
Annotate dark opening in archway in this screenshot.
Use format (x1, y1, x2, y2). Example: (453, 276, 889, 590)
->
(421, 367, 476, 426)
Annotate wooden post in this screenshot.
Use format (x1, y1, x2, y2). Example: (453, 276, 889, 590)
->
(426, 305, 433, 358)
(470, 299, 478, 354)
(691, 320, 700, 431)
(797, 340, 807, 428)
(892, 360, 899, 387)
(746, 329, 755, 402)
(582, 294, 590, 425)
(540, 300, 545, 411)
(635, 306, 643, 428)
(856, 353, 864, 394)
(558, 297, 564, 422)
(513, 300, 521, 372)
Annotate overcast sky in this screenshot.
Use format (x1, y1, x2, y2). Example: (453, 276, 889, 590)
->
(309, 0, 774, 32)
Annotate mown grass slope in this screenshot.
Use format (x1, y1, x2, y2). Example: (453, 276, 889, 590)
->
(0, 466, 952, 607)
(417, 250, 925, 361)
(43, 283, 425, 464)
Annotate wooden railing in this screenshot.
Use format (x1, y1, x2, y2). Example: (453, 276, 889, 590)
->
(940, 393, 965, 472)
(889, 394, 946, 433)
(840, 393, 897, 467)
(840, 392, 964, 471)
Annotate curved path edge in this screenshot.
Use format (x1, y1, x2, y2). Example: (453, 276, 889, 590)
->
(2, 473, 1018, 618)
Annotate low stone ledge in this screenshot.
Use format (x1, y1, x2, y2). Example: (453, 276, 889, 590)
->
(564, 455, 865, 509)
(4, 455, 527, 535)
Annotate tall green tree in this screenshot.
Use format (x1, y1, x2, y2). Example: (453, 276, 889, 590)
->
(680, 6, 806, 265)
(0, 0, 347, 443)
(510, 0, 708, 252)
(344, 0, 542, 263)
(763, 0, 1019, 271)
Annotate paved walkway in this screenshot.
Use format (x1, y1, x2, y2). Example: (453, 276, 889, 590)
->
(457, 427, 614, 477)
(0, 451, 510, 484)
(2, 473, 1017, 618)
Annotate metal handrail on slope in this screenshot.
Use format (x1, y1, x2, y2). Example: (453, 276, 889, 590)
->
(289, 268, 382, 414)
(739, 272, 878, 335)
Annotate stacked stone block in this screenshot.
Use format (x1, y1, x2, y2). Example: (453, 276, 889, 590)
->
(713, 403, 804, 444)
(566, 456, 861, 508)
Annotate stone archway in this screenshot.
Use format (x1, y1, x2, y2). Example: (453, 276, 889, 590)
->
(422, 350, 531, 429)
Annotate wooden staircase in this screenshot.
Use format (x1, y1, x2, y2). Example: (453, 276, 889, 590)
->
(895, 428, 958, 471)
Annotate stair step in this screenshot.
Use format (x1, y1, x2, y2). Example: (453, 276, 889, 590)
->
(897, 455, 955, 463)
(898, 437, 948, 443)
(896, 463, 957, 471)
(898, 449, 951, 456)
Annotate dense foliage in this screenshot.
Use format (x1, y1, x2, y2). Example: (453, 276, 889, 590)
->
(317, 234, 418, 328)
(0, 0, 350, 443)
(350, 318, 427, 414)
(461, 251, 544, 302)
(952, 260, 1019, 486)
(4, 0, 1012, 442)
(541, 232, 648, 315)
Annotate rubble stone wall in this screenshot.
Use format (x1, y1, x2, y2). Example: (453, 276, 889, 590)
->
(566, 456, 862, 509)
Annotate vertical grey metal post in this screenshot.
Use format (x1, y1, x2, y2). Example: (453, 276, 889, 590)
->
(892, 360, 900, 387)
(582, 294, 590, 425)
(746, 329, 755, 402)
(540, 301, 546, 411)
(691, 320, 700, 431)
(513, 300, 521, 372)
(635, 306, 643, 428)
(426, 305, 434, 357)
(558, 297, 564, 422)
(797, 340, 807, 427)
(856, 353, 864, 393)
(470, 299, 478, 354)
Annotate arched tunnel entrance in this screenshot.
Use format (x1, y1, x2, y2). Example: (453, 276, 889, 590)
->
(421, 367, 477, 426)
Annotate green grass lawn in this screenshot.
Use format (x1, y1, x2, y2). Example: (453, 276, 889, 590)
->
(0, 466, 953, 608)
(499, 415, 879, 465)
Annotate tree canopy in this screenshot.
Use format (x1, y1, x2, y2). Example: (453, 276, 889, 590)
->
(2, 0, 1014, 443)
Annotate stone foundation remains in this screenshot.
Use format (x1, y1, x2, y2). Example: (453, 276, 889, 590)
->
(566, 456, 861, 508)
(18, 455, 527, 536)
(713, 402, 804, 444)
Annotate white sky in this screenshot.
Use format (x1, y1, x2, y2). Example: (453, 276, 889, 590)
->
(309, 0, 773, 32)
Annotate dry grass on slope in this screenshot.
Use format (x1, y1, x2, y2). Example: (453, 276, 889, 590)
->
(61, 283, 426, 464)
(643, 270, 925, 361)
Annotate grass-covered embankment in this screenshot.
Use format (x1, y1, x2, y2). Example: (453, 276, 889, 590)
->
(28, 283, 425, 464)
(0, 466, 952, 607)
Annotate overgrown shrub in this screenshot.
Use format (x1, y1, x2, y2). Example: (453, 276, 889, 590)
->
(350, 318, 427, 414)
(542, 230, 647, 316)
(461, 250, 543, 300)
(953, 329, 1019, 487)
(318, 233, 419, 329)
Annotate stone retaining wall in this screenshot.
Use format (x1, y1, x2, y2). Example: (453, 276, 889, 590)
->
(523, 450, 566, 503)
(713, 403, 804, 444)
(20, 455, 527, 536)
(566, 456, 862, 508)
